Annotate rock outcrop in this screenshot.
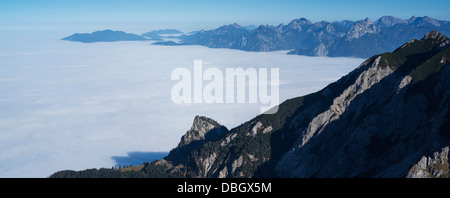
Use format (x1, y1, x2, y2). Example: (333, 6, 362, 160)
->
(153, 116, 228, 177)
(407, 147, 449, 178)
(178, 116, 227, 147)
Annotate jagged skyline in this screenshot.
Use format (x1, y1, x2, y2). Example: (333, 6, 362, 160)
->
(1, 0, 449, 31)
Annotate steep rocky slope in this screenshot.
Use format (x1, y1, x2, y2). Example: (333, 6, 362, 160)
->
(275, 31, 450, 177)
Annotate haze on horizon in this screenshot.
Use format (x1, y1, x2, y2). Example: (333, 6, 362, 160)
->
(1, 0, 449, 32)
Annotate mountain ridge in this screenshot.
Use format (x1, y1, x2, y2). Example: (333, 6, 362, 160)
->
(62, 29, 185, 43)
(62, 16, 450, 58)
(62, 29, 149, 43)
(159, 16, 450, 58)
(50, 31, 450, 178)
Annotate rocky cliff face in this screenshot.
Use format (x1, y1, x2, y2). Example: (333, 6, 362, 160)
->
(178, 116, 227, 147)
(152, 116, 228, 177)
(407, 147, 449, 178)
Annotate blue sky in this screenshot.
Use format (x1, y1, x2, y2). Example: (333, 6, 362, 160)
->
(1, 0, 449, 30)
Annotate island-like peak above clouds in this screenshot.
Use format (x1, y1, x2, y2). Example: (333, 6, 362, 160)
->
(143, 29, 184, 35)
(62, 29, 150, 43)
(140, 29, 185, 41)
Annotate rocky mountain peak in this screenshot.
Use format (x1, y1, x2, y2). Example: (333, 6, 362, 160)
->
(227, 23, 245, 29)
(178, 116, 227, 147)
(375, 16, 407, 28)
(409, 16, 441, 27)
(423, 30, 448, 41)
(408, 16, 418, 23)
(423, 30, 450, 50)
(334, 20, 355, 28)
(275, 23, 285, 31)
(345, 17, 380, 40)
(422, 16, 441, 26)
(407, 147, 450, 178)
(288, 18, 312, 30)
(193, 115, 221, 128)
(218, 23, 247, 30)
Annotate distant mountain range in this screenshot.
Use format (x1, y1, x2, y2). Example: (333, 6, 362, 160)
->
(155, 16, 450, 58)
(62, 29, 185, 43)
(51, 30, 450, 178)
(62, 16, 450, 58)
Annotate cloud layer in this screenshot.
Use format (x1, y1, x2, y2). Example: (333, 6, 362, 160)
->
(0, 29, 364, 177)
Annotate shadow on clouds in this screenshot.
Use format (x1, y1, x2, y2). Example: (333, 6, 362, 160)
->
(111, 152, 168, 167)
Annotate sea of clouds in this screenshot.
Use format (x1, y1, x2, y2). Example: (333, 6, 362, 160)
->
(0, 29, 364, 177)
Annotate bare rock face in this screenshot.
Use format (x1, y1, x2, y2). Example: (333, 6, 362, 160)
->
(178, 116, 227, 147)
(345, 18, 380, 41)
(424, 30, 448, 41)
(200, 152, 218, 177)
(295, 56, 393, 148)
(407, 147, 450, 178)
(275, 31, 450, 178)
(158, 115, 228, 178)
